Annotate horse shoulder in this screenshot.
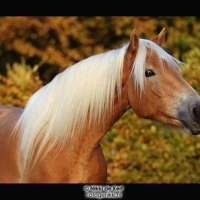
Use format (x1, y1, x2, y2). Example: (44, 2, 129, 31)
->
(0, 105, 23, 183)
(23, 144, 107, 183)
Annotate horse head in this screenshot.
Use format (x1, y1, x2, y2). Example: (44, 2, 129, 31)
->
(125, 29, 200, 135)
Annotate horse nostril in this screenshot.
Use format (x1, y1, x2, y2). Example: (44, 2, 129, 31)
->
(193, 107, 198, 118)
(193, 104, 200, 119)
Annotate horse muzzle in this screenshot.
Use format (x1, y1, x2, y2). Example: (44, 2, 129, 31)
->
(178, 98, 200, 135)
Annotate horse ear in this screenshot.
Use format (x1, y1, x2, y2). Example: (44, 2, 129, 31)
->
(129, 28, 139, 52)
(152, 28, 166, 46)
(122, 29, 139, 86)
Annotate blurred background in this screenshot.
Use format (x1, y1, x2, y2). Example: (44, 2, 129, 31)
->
(0, 16, 200, 183)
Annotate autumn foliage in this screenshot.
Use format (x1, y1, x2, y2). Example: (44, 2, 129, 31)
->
(1, 16, 200, 182)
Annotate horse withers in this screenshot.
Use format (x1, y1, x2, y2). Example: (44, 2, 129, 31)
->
(0, 28, 200, 183)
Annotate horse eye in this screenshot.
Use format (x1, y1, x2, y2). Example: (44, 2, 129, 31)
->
(145, 69, 155, 77)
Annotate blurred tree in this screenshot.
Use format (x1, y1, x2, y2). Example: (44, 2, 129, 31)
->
(0, 59, 42, 106)
(1, 16, 200, 81)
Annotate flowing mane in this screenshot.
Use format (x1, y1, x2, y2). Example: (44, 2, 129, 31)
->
(14, 39, 182, 172)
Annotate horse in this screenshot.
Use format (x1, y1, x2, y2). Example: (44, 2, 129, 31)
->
(0, 28, 200, 183)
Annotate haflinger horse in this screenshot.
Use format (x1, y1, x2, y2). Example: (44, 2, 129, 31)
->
(0, 28, 200, 183)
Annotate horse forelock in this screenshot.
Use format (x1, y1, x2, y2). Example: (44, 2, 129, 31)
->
(132, 39, 183, 94)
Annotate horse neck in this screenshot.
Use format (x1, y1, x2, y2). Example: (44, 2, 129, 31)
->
(74, 83, 130, 151)
(71, 53, 132, 151)
(21, 70, 131, 182)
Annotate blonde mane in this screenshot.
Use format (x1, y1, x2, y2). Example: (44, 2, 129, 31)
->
(14, 39, 182, 172)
